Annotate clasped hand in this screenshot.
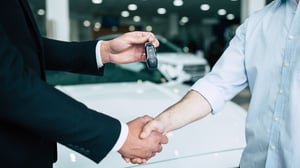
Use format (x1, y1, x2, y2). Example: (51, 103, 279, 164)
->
(118, 115, 168, 164)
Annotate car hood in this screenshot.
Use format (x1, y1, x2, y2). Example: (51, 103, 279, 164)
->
(54, 81, 246, 168)
(56, 82, 186, 119)
(158, 53, 207, 65)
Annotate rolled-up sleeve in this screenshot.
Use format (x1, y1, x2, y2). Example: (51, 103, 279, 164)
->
(191, 21, 249, 114)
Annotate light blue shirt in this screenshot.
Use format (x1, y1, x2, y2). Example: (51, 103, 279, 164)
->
(191, 0, 300, 167)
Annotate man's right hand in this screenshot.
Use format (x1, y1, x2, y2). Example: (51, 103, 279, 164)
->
(118, 115, 168, 164)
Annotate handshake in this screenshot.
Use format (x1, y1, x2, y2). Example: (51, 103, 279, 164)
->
(118, 115, 168, 164)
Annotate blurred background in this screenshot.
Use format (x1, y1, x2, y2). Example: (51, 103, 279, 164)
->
(27, 0, 273, 110)
(28, 0, 272, 58)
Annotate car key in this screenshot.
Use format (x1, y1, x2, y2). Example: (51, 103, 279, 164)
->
(145, 42, 158, 70)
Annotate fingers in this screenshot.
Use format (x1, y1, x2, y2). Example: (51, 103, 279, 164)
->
(125, 31, 159, 47)
(151, 131, 167, 152)
(120, 115, 168, 165)
(123, 156, 147, 164)
(156, 144, 163, 153)
(160, 134, 168, 144)
(146, 32, 159, 47)
(123, 141, 163, 164)
(129, 158, 148, 164)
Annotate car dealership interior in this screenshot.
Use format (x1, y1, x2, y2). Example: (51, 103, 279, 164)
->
(26, 0, 264, 110)
(15, 0, 274, 167)
(28, 0, 271, 53)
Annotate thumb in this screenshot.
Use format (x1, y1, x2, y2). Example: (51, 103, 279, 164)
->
(142, 115, 153, 124)
(140, 121, 157, 139)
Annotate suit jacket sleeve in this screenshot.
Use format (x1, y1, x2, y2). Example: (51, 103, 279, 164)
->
(0, 25, 121, 163)
(43, 37, 104, 75)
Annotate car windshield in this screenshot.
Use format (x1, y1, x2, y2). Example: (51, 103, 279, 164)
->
(46, 62, 168, 86)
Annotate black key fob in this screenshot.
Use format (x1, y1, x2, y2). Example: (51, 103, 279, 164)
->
(145, 42, 158, 70)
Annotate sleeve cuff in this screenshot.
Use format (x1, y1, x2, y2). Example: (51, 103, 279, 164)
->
(190, 78, 226, 114)
(95, 40, 104, 68)
(111, 121, 128, 152)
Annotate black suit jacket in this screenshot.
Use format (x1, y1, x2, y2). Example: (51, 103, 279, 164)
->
(0, 0, 121, 167)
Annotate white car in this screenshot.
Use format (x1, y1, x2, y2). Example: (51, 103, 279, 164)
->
(97, 34, 210, 84)
(48, 62, 246, 168)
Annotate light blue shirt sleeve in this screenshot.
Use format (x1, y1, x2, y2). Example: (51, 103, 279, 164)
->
(192, 0, 300, 167)
(191, 20, 248, 114)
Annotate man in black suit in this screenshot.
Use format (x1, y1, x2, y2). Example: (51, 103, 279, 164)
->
(0, 0, 167, 167)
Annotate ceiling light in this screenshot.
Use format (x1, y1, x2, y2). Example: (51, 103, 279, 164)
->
(145, 25, 153, 31)
(157, 8, 167, 15)
(121, 11, 130, 17)
(133, 16, 141, 22)
(173, 0, 184, 7)
(83, 20, 91, 27)
(129, 25, 135, 31)
(226, 13, 235, 20)
(37, 9, 45, 16)
(180, 16, 189, 23)
(93, 27, 100, 32)
(91, 0, 103, 4)
(128, 4, 138, 11)
(217, 9, 227, 16)
(94, 22, 101, 29)
(200, 4, 210, 11)
(179, 16, 189, 25)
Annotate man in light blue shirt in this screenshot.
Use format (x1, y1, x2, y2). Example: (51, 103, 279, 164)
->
(139, 0, 300, 167)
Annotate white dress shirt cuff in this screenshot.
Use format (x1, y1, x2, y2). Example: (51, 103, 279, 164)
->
(111, 121, 128, 152)
(95, 40, 104, 68)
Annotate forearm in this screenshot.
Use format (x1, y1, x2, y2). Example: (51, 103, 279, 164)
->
(156, 90, 212, 134)
(0, 31, 120, 162)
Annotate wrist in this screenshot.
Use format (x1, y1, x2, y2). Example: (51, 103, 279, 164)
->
(112, 121, 128, 152)
(155, 113, 171, 134)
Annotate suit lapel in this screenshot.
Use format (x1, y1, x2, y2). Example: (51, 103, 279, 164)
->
(18, 0, 42, 47)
